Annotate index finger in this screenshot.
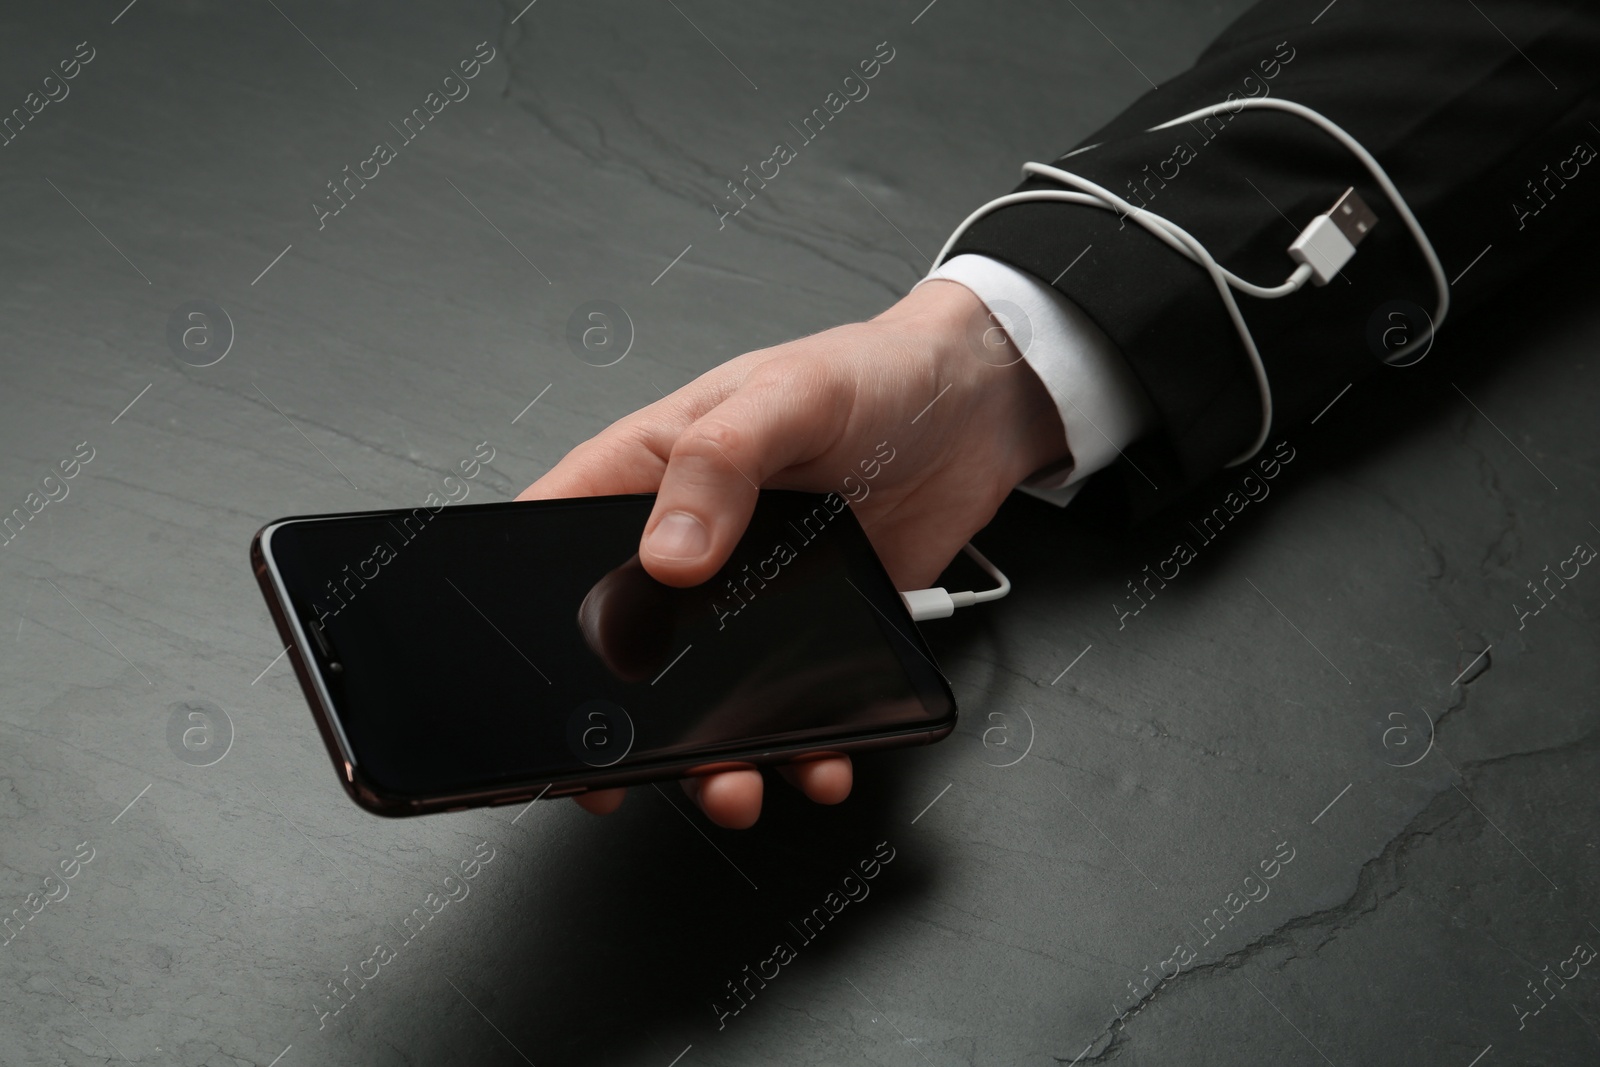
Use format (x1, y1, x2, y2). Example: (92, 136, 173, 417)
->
(515, 420, 670, 502)
(516, 364, 756, 503)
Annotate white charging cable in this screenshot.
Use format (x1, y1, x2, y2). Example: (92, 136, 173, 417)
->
(930, 96, 1451, 468)
(900, 541, 1011, 621)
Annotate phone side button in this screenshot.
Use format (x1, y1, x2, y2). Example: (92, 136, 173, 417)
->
(683, 760, 757, 777)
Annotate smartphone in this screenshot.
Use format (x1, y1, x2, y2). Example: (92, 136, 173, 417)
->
(250, 490, 957, 816)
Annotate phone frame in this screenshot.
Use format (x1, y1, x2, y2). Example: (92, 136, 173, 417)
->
(250, 494, 958, 817)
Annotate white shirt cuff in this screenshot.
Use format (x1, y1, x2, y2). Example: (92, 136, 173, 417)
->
(916, 254, 1155, 507)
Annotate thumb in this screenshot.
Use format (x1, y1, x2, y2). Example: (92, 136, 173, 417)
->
(639, 370, 845, 587)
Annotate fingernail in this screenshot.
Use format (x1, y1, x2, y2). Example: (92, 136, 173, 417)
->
(646, 511, 709, 561)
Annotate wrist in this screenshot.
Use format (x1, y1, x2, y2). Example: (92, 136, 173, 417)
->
(879, 279, 1074, 487)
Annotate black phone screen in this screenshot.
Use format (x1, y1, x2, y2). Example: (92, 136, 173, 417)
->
(261, 491, 955, 800)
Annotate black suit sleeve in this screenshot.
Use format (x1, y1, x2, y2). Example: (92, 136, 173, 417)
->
(950, 0, 1600, 513)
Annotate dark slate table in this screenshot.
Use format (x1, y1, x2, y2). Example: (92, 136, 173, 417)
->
(3, 1, 1595, 1064)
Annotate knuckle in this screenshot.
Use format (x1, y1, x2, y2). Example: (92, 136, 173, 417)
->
(743, 357, 854, 437)
(743, 354, 835, 402)
(675, 418, 748, 463)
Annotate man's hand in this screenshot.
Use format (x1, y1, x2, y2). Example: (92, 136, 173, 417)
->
(517, 280, 1070, 828)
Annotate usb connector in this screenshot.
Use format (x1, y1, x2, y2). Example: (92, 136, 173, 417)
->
(898, 542, 1011, 622)
(1326, 187, 1377, 245)
(1287, 187, 1377, 286)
